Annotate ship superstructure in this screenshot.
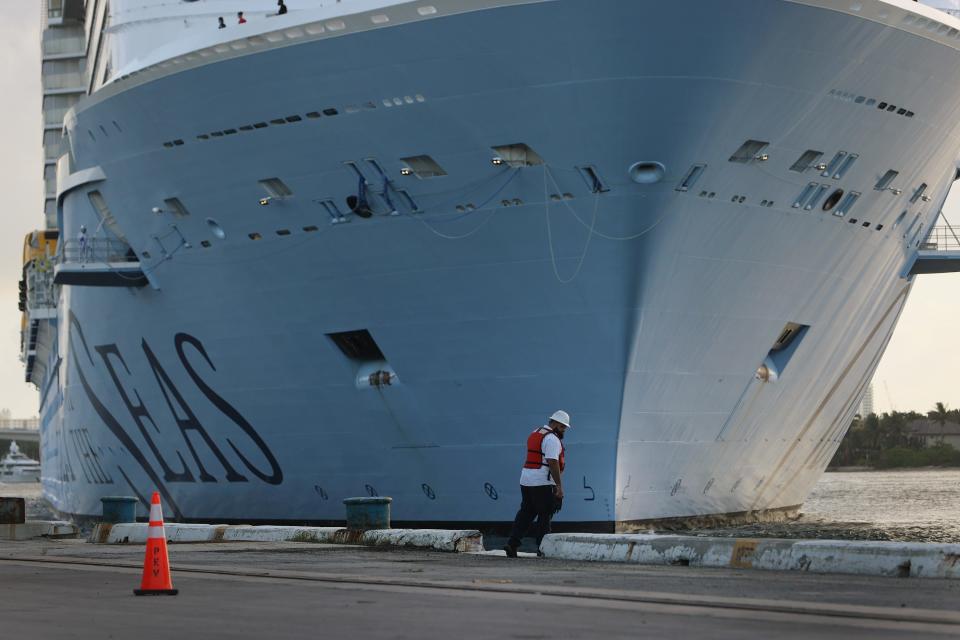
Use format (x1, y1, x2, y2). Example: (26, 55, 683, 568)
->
(24, 0, 960, 528)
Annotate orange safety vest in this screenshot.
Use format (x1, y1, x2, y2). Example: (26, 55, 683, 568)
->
(523, 427, 565, 473)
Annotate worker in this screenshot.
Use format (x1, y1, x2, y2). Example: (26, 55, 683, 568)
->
(503, 410, 570, 558)
(77, 225, 88, 263)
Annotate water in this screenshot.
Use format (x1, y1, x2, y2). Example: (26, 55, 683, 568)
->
(5, 470, 960, 542)
(688, 469, 960, 543)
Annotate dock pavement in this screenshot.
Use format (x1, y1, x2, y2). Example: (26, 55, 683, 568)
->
(2, 536, 959, 639)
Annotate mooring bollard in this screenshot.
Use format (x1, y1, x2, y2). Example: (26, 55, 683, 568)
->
(0, 497, 26, 525)
(100, 496, 139, 524)
(343, 497, 392, 530)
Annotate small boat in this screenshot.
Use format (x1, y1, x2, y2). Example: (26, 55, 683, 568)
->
(0, 441, 41, 483)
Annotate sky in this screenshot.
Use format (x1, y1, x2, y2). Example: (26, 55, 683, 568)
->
(0, 3, 957, 419)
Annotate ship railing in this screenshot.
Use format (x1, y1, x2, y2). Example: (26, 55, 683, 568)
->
(908, 225, 960, 275)
(59, 237, 140, 264)
(54, 238, 148, 287)
(920, 226, 960, 251)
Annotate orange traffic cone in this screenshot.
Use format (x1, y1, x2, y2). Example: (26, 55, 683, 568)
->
(133, 491, 178, 596)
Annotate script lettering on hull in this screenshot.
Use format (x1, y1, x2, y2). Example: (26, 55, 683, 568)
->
(66, 312, 284, 518)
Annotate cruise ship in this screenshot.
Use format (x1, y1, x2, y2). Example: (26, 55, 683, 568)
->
(20, 0, 960, 529)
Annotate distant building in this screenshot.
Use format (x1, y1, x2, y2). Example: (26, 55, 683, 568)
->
(41, 0, 110, 228)
(857, 383, 875, 417)
(0, 417, 39, 431)
(907, 419, 960, 450)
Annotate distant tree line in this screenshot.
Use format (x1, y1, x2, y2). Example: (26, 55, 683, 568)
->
(830, 402, 960, 469)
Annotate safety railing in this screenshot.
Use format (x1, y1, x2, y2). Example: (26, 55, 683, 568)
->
(25, 265, 57, 311)
(60, 238, 140, 264)
(921, 226, 960, 251)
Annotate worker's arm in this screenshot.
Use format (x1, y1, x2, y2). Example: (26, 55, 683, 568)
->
(547, 459, 563, 498)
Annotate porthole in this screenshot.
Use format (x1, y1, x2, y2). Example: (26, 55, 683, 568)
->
(822, 189, 844, 211)
(628, 161, 666, 184)
(206, 218, 226, 239)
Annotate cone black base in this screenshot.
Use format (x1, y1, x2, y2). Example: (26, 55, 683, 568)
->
(133, 589, 179, 596)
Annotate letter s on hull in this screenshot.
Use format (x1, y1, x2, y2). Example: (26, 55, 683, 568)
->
(174, 333, 284, 485)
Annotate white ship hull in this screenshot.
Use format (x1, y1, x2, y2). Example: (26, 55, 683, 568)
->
(33, 0, 960, 528)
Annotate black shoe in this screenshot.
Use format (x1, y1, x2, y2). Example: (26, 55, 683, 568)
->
(536, 550, 545, 558)
(503, 544, 518, 558)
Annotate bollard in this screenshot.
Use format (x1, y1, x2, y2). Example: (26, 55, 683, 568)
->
(343, 497, 392, 530)
(100, 496, 139, 524)
(0, 497, 26, 525)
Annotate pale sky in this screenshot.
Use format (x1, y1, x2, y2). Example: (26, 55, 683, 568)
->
(0, 2, 957, 419)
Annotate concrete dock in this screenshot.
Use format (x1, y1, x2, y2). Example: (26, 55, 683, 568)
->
(2, 537, 959, 638)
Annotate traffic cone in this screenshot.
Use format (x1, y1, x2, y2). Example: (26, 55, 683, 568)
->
(133, 491, 178, 596)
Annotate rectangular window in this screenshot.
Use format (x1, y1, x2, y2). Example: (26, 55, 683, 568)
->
(833, 191, 861, 217)
(789, 150, 823, 173)
(676, 164, 706, 192)
(728, 140, 769, 163)
(875, 170, 899, 191)
(804, 184, 830, 211)
(793, 182, 818, 208)
(832, 153, 858, 180)
(821, 151, 847, 178)
(910, 182, 928, 204)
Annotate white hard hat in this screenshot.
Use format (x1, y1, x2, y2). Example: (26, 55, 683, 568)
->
(548, 410, 571, 428)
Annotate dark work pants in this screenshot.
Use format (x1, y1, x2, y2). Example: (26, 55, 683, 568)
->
(507, 485, 555, 548)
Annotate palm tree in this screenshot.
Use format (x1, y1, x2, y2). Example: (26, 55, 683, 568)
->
(928, 402, 949, 446)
